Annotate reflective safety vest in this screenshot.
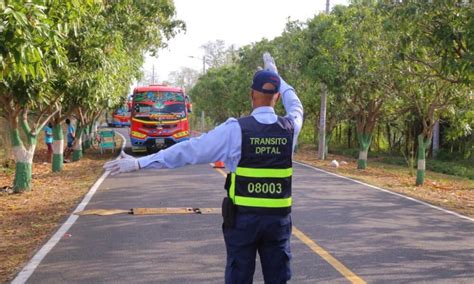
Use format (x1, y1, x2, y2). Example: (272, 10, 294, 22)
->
(227, 116, 294, 215)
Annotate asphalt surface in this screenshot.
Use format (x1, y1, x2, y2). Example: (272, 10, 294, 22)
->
(24, 128, 474, 283)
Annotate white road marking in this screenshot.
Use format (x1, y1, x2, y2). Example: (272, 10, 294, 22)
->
(294, 161, 474, 222)
(12, 131, 126, 284)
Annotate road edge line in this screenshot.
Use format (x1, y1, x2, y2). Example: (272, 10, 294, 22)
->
(294, 160, 474, 222)
(11, 131, 126, 284)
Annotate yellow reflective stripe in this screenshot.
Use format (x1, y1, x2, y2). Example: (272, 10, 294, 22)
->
(229, 173, 236, 202)
(235, 167, 292, 178)
(234, 196, 292, 208)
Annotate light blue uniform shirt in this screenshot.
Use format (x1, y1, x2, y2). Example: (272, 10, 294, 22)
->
(67, 125, 75, 143)
(44, 126, 53, 144)
(138, 78, 303, 172)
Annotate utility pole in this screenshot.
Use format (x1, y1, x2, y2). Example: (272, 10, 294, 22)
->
(318, 0, 330, 160)
(189, 56, 206, 74)
(151, 64, 155, 84)
(201, 111, 205, 132)
(202, 56, 206, 74)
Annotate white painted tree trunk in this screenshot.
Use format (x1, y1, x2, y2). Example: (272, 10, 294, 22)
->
(12, 144, 36, 192)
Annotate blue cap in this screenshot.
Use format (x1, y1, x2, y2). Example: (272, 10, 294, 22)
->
(251, 70, 280, 94)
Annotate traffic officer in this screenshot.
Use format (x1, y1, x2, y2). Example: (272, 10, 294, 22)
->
(104, 52, 303, 283)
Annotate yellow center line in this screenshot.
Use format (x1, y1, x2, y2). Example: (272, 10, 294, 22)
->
(212, 166, 366, 284)
(292, 227, 366, 284)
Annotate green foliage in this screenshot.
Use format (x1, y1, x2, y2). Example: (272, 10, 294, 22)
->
(0, 1, 85, 114)
(58, 0, 184, 125)
(388, 1, 472, 85)
(0, 0, 184, 189)
(0, 1, 72, 83)
(298, 120, 316, 145)
(189, 1, 473, 183)
(443, 97, 474, 142)
(190, 65, 250, 124)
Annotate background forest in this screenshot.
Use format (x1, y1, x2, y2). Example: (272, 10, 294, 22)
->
(187, 1, 474, 185)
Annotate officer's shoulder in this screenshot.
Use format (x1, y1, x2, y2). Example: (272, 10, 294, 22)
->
(223, 117, 238, 125)
(211, 117, 239, 133)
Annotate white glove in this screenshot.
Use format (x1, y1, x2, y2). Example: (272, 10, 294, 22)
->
(120, 150, 134, 159)
(263, 52, 278, 74)
(104, 153, 140, 176)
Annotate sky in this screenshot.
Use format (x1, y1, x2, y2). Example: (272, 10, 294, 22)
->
(141, 0, 349, 84)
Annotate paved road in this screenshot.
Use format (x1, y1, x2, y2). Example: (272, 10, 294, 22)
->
(23, 128, 474, 283)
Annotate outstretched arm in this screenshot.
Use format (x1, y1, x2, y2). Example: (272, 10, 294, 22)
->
(104, 119, 242, 175)
(138, 119, 241, 169)
(280, 78, 303, 137)
(263, 52, 304, 143)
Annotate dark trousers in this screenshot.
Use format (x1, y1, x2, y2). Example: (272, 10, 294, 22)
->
(223, 213, 292, 284)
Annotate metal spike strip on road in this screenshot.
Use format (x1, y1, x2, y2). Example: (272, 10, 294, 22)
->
(76, 207, 220, 216)
(75, 209, 130, 216)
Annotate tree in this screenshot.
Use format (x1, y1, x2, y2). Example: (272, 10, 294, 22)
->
(338, 4, 398, 169)
(190, 65, 250, 124)
(188, 1, 473, 184)
(53, 0, 184, 163)
(200, 40, 236, 70)
(0, 0, 185, 191)
(168, 67, 200, 91)
(298, 4, 395, 169)
(298, 11, 349, 154)
(0, 1, 85, 192)
(387, 1, 472, 185)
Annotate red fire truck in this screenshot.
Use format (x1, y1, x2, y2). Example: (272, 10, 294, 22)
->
(130, 85, 191, 153)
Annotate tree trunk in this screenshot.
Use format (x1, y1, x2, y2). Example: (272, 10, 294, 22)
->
(314, 116, 319, 147)
(348, 123, 352, 148)
(405, 123, 410, 158)
(375, 124, 381, 152)
(386, 123, 392, 150)
(11, 129, 36, 193)
(88, 123, 94, 147)
(416, 134, 431, 186)
(83, 123, 92, 150)
(72, 126, 84, 161)
(432, 120, 440, 158)
(337, 125, 341, 145)
(357, 132, 372, 170)
(52, 124, 64, 172)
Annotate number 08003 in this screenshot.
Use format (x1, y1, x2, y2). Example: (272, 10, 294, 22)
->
(247, 182, 282, 194)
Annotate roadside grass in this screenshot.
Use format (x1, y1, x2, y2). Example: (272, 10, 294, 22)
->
(295, 144, 474, 219)
(330, 146, 474, 180)
(0, 137, 121, 283)
(379, 156, 474, 180)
